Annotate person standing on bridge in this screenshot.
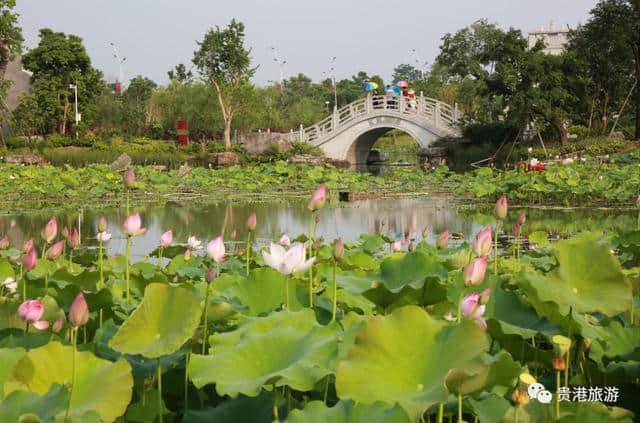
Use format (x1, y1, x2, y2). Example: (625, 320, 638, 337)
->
(408, 89, 416, 110)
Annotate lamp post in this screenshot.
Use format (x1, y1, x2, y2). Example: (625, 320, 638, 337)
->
(69, 83, 79, 139)
(409, 49, 428, 80)
(110, 42, 127, 94)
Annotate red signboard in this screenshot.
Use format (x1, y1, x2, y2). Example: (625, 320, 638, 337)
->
(176, 120, 189, 145)
(115, 81, 121, 95)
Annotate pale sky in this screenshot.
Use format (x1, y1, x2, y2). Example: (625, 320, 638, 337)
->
(16, 0, 597, 86)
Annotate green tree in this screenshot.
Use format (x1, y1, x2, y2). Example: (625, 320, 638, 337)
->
(167, 63, 193, 84)
(392, 64, 422, 83)
(21, 29, 105, 134)
(193, 19, 257, 150)
(0, 0, 23, 82)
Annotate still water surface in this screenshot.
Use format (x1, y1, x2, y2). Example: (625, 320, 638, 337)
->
(0, 198, 634, 260)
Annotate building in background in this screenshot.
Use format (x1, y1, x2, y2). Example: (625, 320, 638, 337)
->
(528, 21, 570, 55)
(1, 54, 32, 137)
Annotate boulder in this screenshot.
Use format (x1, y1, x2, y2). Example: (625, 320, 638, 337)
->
(209, 152, 241, 167)
(149, 165, 167, 172)
(238, 132, 294, 155)
(109, 153, 132, 171)
(3, 154, 48, 166)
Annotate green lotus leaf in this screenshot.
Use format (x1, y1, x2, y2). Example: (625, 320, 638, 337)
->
(0, 347, 25, 398)
(108, 283, 202, 358)
(466, 395, 511, 423)
(0, 384, 68, 423)
(527, 231, 550, 248)
(358, 234, 385, 254)
(183, 393, 274, 423)
(444, 351, 520, 396)
(342, 251, 378, 271)
(519, 234, 632, 316)
(4, 342, 132, 422)
(590, 321, 640, 365)
(189, 309, 339, 397)
(284, 400, 411, 423)
(502, 400, 634, 423)
(0, 259, 15, 282)
(379, 251, 447, 293)
(336, 305, 488, 420)
(0, 297, 25, 330)
(124, 389, 169, 422)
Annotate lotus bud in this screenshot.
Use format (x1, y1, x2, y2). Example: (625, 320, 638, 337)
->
(512, 388, 530, 405)
(551, 335, 572, 356)
(494, 195, 508, 220)
(52, 312, 65, 332)
(23, 239, 34, 253)
(307, 184, 328, 211)
(18, 300, 44, 323)
(41, 217, 57, 244)
(46, 240, 65, 260)
(67, 228, 80, 250)
(98, 215, 108, 233)
(206, 236, 225, 263)
(123, 213, 146, 236)
(582, 338, 592, 352)
(461, 293, 485, 319)
(206, 268, 217, 283)
(436, 230, 449, 249)
(552, 356, 566, 371)
(463, 256, 487, 286)
(472, 226, 492, 257)
(160, 230, 173, 247)
(184, 249, 192, 260)
(21, 245, 37, 271)
(315, 214, 320, 224)
(392, 240, 402, 252)
(0, 235, 9, 249)
(279, 234, 291, 247)
(514, 223, 522, 237)
(69, 292, 89, 327)
(480, 287, 492, 305)
(333, 238, 344, 260)
(124, 168, 136, 188)
(32, 320, 49, 330)
(246, 213, 257, 231)
(312, 238, 322, 251)
(230, 229, 237, 240)
(517, 212, 526, 225)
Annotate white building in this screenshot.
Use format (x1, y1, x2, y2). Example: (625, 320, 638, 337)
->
(528, 21, 570, 55)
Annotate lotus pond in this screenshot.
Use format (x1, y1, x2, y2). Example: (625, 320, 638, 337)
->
(0, 189, 639, 422)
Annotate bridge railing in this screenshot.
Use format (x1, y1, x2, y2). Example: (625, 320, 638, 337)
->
(298, 94, 461, 144)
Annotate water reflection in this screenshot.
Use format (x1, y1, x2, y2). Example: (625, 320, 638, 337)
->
(0, 198, 634, 260)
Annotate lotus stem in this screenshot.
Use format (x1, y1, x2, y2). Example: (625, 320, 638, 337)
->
(125, 235, 131, 304)
(556, 370, 561, 420)
(287, 386, 291, 413)
(515, 406, 519, 423)
(20, 265, 25, 301)
(201, 266, 214, 354)
(157, 358, 163, 423)
(246, 231, 251, 276)
(457, 292, 463, 323)
(331, 259, 337, 322)
(64, 327, 78, 422)
(458, 394, 462, 423)
(98, 238, 104, 328)
(308, 215, 314, 307)
(438, 402, 444, 423)
(272, 382, 279, 421)
(184, 351, 190, 415)
(323, 376, 330, 404)
(285, 275, 290, 309)
(158, 246, 164, 268)
(474, 416, 478, 423)
(494, 220, 499, 275)
(564, 350, 570, 387)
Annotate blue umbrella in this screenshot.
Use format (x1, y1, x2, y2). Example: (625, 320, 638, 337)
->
(387, 85, 401, 95)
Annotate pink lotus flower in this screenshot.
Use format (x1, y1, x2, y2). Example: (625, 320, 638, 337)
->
(32, 320, 50, 330)
(463, 256, 488, 286)
(23, 239, 34, 253)
(124, 168, 136, 188)
(230, 230, 237, 240)
(308, 184, 328, 212)
(279, 234, 291, 247)
(472, 226, 492, 257)
(41, 217, 57, 244)
(18, 300, 44, 323)
(436, 230, 449, 249)
(66, 228, 80, 250)
(206, 236, 225, 263)
(2, 277, 17, 293)
(0, 235, 9, 249)
(461, 293, 487, 331)
(517, 212, 526, 225)
(333, 238, 344, 260)
(52, 314, 65, 332)
(246, 213, 257, 231)
(98, 216, 108, 233)
(21, 244, 37, 271)
(206, 268, 217, 283)
(494, 195, 508, 220)
(392, 240, 402, 252)
(123, 213, 146, 236)
(46, 240, 65, 260)
(187, 236, 202, 250)
(69, 292, 89, 327)
(262, 242, 316, 275)
(160, 230, 173, 247)
(97, 232, 112, 242)
(514, 223, 522, 237)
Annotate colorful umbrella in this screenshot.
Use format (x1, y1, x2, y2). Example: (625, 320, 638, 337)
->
(387, 85, 401, 95)
(364, 82, 379, 92)
(397, 80, 409, 88)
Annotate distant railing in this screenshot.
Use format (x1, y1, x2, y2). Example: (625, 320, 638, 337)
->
(298, 94, 461, 144)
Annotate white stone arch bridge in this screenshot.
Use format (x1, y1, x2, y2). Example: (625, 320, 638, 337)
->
(297, 94, 462, 164)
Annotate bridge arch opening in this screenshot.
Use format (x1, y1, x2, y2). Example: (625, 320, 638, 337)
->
(346, 127, 421, 170)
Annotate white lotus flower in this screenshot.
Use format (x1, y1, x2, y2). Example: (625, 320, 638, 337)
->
(2, 277, 16, 293)
(262, 242, 316, 275)
(278, 234, 291, 247)
(97, 231, 112, 242)
(187, 236, 202, 250)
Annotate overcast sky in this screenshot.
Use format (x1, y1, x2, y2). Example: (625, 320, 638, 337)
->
(16, 0, 597, 86)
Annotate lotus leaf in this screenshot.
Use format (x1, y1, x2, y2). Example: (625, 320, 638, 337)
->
(284, 400, 411, 423)
(379, 251, 447, 293)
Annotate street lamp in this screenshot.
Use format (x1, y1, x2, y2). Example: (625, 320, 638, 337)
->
(110, 42, 127, 94)
(321, 57, 337, 111)
(409, 49, 428, 80)
(69, 83, 80, 138)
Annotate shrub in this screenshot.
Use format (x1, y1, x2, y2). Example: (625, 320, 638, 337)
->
(567, 125, 590, 139)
